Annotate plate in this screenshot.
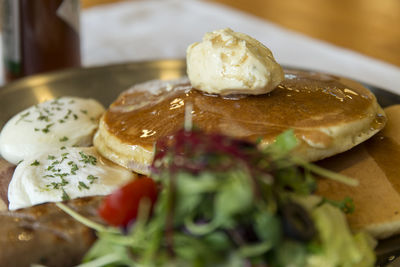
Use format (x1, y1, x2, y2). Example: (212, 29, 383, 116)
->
(0, 59, 187, 129)
(0, 59, 399, 266)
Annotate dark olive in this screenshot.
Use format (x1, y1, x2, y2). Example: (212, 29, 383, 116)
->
(225, 224, 260, 247)
(280, 201, 316, 242)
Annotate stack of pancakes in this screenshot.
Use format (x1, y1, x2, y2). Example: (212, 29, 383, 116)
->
(318, 106, 400, 239)
(94, 69, 385, 174)
(93, 68, 400, 239)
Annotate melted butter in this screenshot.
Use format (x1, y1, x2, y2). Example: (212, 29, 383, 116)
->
(104, 70, 374, 149)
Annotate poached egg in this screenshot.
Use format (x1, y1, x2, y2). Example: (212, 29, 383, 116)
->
(0, 97, 105, 165)
(8, 147, 135, 210)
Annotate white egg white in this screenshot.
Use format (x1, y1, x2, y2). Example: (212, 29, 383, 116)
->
(0, 96, 105, 165)
(8, 147, 136, 210)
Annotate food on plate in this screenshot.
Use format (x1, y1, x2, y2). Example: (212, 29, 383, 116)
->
(61, 129, 376, 266)
(98, 176, 158, 227)
(317, 105, 400, 239)
(0, 28, 392, 266)
(0, 96, 105, 165)
(94, 70, 386, 175)
(0, 197, 103, 267)
(8, 147, 136, 210)
(186, 28, 284, 95)
(0, 157, 14, 209)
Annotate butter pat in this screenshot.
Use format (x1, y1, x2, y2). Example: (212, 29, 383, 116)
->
(186, 28, 284, 95)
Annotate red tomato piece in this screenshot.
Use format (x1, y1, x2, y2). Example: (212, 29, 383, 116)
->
(98, 177, 158, 227)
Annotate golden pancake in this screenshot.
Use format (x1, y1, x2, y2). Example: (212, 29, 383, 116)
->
(94, 69, 386, 175)
(318, 105, 400, 239)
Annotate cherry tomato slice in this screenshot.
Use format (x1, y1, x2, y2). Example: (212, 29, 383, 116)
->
(98, 177, 158, 227)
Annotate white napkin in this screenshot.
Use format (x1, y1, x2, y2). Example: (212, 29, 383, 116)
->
(1, 0, 400, 94)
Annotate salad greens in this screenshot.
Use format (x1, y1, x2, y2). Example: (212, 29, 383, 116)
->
(57, 129, 375, 267)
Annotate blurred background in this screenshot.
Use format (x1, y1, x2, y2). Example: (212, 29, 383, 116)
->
(82, 0, 400, 66)
(1, 0, 400, 90)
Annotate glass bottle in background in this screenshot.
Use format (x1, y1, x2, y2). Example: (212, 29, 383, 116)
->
(2, 0, 81, 82)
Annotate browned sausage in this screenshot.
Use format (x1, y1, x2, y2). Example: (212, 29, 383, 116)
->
(0, 197, 104, 267)
(0, 157, 15, 205)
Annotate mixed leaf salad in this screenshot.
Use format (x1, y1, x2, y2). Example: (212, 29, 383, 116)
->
(58, 129, 376, 267)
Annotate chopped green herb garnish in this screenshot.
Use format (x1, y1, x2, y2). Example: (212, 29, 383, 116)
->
(61, 188, 70, 201)
(59, 136, 69, 142)
(60, 156, 68, 164)
(73, 114, 78, 120)
(64, 109, 72, 120)
(47, 165, 55, 171)
(80, 109, 88, 114)
(87, 175, 98, 184)
(47, 178, 69, 190)
(16, 112, 31, 124)
(78, 181, 90, 190)
(48, 155, 56, 160)
(79, 152, 97, 165)
(49, 182, 60, 189)
(51, 98, 64, 106)
(70, 163, 79, 175)
(37, 115, 50, 122)
(43, 108, 53, 115)
(42, 123, 54, 133)
(60, 146, 66, 150)
(54, 173, 69, 179)
(30, 160, 40, 166)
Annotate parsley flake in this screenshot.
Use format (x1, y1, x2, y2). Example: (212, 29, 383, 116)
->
(42, 123, 54, 133)
(16, 112, 31, 124)
(30, 160, 40, 166)
(47, 165, 55, 171)
(37, 115, 50, 122)
(70, 163, 79, 175)
(59, 136, 69, 142)
(61, 188, 70, 201)
(79, 152, 97, 165)
(78, 181, 90, 190)
(87, 175, 99, 184)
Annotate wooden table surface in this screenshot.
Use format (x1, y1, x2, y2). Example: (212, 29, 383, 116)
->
(82, 0, 400, 68)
